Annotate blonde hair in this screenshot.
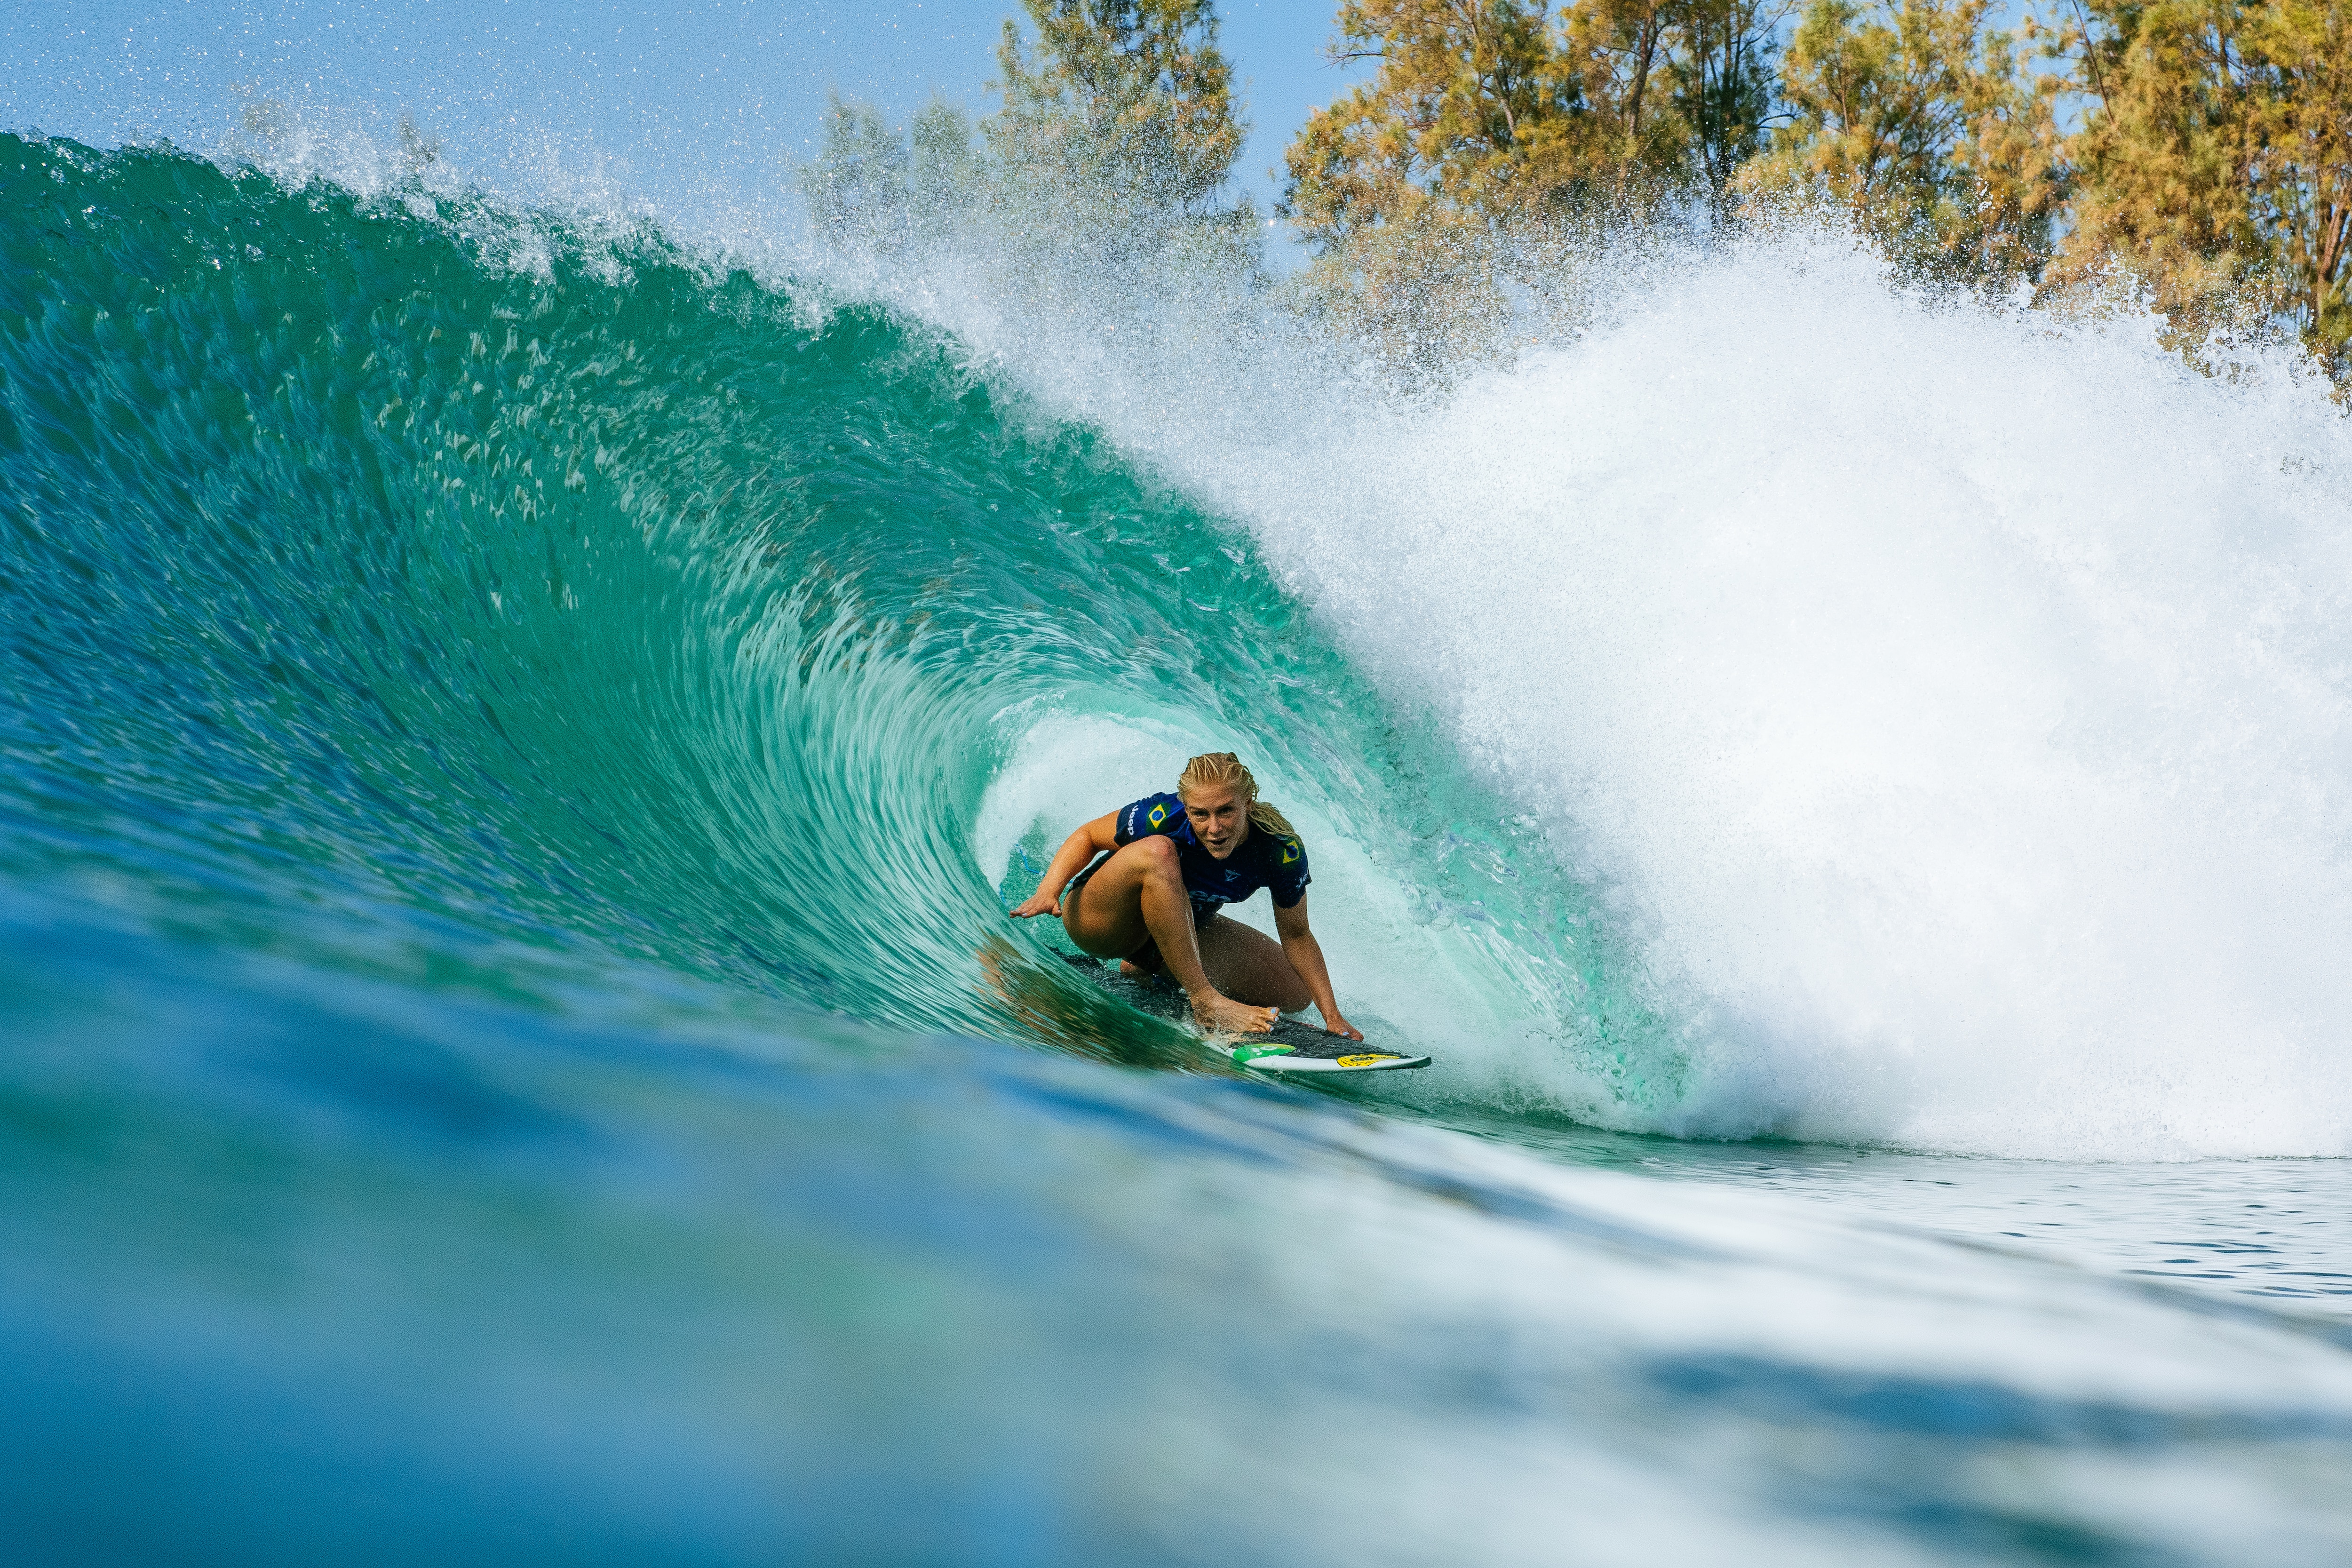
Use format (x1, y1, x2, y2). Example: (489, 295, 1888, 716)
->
(1177, 752, 1297, 841)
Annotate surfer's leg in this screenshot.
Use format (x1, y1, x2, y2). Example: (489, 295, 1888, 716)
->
(1194, 915, 1312, 1014)
(1063, 838, 1277, 1034)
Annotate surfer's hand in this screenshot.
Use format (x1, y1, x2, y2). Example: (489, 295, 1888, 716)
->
(1009, 890, 1063, 919)
(1321, 1013, 1364, 1043)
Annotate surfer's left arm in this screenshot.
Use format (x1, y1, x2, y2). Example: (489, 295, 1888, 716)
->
(1273, 897, 1361, 1042)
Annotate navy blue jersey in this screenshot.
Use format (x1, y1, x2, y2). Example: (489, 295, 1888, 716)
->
(1114, 792, 1310, 915)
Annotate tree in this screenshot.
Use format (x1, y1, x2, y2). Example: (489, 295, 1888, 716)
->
(1737, 0, 2064, 285)
(2239, 0, 2350, 364)
(988, 0, 1248, 215)
(802, 1, 1250, 269)
(2050, 0, 2273, 338)
(1278, 0, 1607, 365)
(1283, 0, 1601, 250)
(2050, 0, 2351, 375)
(1669, 0, 1786, 192)
(801, 94, 982, 251)
(1557, 0, 1702, 196)
(1281, 0, 1801, 257)
(1276, 0, 1801, 370)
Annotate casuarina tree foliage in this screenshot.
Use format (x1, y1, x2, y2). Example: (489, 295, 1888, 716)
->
(990, 0, 1248, 215)
(2049, 0, 2349, 368)
(803, 0, 2350, 383)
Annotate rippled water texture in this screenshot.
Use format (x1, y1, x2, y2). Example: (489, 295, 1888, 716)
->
(5, 135, 2352, 1566)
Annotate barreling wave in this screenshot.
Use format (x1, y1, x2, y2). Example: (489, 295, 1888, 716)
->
(8, 131, 2352, 1159)
(0, 134, 1644, 1099)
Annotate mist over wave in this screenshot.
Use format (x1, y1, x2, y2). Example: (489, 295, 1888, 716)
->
(811, 186, 2352, 1160)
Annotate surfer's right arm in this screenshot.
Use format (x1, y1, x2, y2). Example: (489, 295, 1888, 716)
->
(1009, 812, 1121, 919)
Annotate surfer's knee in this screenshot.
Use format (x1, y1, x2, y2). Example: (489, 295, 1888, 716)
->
(1129, 835, 1180, 877)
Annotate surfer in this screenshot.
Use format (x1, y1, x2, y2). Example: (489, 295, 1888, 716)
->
(1009, 752, 1362, 1040)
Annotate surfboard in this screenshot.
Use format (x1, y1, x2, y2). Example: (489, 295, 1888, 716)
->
(1059, 955, 1430, 1073)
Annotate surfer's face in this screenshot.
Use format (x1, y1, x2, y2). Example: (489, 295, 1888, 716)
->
(1182, 787, 1248, 859)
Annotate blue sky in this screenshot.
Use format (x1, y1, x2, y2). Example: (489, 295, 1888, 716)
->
(1, 1, 1375, 237)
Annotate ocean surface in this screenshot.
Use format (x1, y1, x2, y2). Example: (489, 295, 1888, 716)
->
(6, 130, 2352, 1565)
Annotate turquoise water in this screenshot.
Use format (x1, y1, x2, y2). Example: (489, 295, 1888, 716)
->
(7, 133, 2352, 1565)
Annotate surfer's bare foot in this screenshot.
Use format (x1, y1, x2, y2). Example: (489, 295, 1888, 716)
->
(1193, 991, 1279, 1035)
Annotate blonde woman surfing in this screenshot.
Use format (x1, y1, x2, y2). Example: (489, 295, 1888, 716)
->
(1010, 753, 1361, 1040)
